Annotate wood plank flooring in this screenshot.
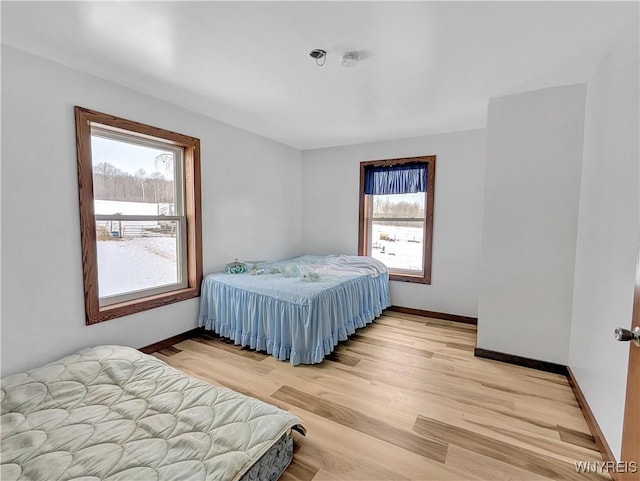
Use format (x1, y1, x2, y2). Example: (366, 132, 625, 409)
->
(150, 311, 609, 481)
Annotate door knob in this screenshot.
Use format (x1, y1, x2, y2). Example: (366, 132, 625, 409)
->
(614, 326, 640, 347)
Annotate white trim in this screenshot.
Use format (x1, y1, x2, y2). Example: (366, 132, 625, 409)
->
(99, 280, 187, 307)
(95, 215, 182, 221)
(92, 126, 183, 153)
(90, 126, 189, 306)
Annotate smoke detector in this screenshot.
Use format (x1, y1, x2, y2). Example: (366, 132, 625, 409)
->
(341, 52, 360, 68)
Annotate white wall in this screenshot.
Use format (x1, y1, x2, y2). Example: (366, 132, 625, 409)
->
(569, 17, 639, 460)
(301, 130, 487, 318)
(1, 46, 302, 376)
(477, 84, 586, 365)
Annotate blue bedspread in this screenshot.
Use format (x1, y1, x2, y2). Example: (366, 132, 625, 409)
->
(198, 255, 390, 365)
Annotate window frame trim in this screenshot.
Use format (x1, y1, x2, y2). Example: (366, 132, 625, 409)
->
(358, 155, 436, 285)
(75, 106, 203, 325)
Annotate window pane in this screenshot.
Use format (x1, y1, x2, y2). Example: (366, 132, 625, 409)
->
(96, 219, 180, 299)
(370, 192, 425, 272)
(371, 220, 424, 272)
(91, 134, 177, 214)
(372, 192, 424, 219)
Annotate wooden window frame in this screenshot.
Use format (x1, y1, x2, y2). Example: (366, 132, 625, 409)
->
(75, 106, 203, 325)
(358, 155, 436, 285)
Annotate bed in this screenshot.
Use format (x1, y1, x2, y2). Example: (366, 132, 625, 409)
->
(0, 345, 305, 481)
(198, 255, 391, 365)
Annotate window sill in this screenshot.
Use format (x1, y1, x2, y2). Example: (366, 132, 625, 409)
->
(87, 286, 200, 325)
(389, 273, 431, 285)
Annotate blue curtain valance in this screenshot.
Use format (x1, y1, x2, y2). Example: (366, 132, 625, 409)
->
(363, 163, 427, 195)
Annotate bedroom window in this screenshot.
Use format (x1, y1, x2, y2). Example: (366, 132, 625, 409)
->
(358, 155, 435, 284)
(75, 107, 202, 325)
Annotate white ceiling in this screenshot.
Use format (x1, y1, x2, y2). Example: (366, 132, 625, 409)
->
(2, 1, 637, 150)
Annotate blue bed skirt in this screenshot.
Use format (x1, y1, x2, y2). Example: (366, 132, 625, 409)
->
(198, 255, 391, 365)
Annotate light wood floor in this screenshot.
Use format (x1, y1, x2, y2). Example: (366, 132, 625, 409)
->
(151, 311, 608, 481)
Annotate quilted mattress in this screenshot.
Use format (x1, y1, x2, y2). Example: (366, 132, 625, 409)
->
(1, 345, 305, 481)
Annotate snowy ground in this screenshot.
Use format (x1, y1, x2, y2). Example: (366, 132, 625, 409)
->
(97, 236, 178, 297)
(371, 224, 424, 271)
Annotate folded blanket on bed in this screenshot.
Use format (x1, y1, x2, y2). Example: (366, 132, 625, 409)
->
(267, 254, 388, 278)
(1, 346, 305, 481)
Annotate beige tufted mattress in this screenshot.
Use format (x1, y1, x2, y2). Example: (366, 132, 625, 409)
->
(0, 345, 305, 481)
